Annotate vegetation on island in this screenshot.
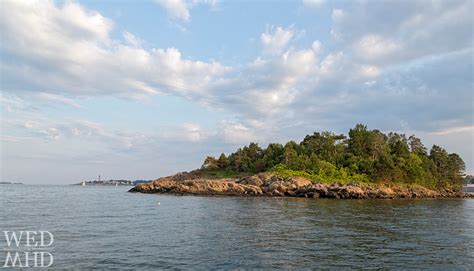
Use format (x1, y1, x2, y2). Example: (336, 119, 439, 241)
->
(201, 124, 466, 190)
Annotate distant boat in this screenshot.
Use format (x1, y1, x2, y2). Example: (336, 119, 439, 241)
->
(115, 182, 118, 187)
(81, 181, 86, 187)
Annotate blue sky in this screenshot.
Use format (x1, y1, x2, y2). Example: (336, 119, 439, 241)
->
(1, 0, 473, 184)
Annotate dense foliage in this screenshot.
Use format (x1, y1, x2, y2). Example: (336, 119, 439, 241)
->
(201, 124, 466, 188)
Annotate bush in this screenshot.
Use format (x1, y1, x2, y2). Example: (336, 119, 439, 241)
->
(270, 164, 367, 184)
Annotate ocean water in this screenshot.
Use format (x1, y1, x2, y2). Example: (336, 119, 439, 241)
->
(1, 185, 473, 269)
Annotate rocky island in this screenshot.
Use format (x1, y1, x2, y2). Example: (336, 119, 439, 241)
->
(130, 124, 471, 199)
(129, 171, 469, 199)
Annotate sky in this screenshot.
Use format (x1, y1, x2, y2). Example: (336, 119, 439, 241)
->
(0, 0, 473, 184)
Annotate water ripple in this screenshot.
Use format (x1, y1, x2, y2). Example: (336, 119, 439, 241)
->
(0, 185, 473, 269)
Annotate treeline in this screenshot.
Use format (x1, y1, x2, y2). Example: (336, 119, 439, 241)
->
(202, 124, 466, 188)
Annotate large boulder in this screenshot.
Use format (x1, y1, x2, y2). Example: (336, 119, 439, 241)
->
(264, 176, 313, 196)
(237, 175, 265, 187)
(374, 187, 396, 199)
(130, 177, 263, 196)
(335, 185, 368, 199)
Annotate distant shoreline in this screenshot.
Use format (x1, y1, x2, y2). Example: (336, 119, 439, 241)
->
(73, 180, 133, 186)
(72, 180, 150, 186)
(463, 184, 474, 193)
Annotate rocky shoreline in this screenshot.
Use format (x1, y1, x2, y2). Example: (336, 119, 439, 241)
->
(129, 172, 472, 199)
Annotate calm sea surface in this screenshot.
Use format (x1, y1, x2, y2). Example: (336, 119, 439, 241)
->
(1, 185, 473, 269)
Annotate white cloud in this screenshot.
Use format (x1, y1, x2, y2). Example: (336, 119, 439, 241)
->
(431, 125, 474, 136)
(3, 1, 471, 131)
(7, 117, 156, 152)
(182, 123, 206, 142)
(357, 65, 381, 78)
(353, 34, 400, 63)
(221, 121, 260, 144)
(331, 9, 345, 23)
(311, 40, 322, 54)
(302, 0, 325, 9)
(158, 0, 191, 21)
(122, 31, 142, 47)
(2, 0, 473, 180)
(0, 136, 21, 142)
(156, 0, 219, 21)
(0, 94, 29, 113)
(330, 0, 472, 65)
(0, 0, 231, 101)
(34, 93, 82, 109)
(319, 52, 344, 76)
(261, 26, 295, 55)
(156, 123, 217, 143)
(1, 92, 81, 112)
(216, 45, 319, 118)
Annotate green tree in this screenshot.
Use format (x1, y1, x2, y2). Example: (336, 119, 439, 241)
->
(348, 124, 371, 157)
(284, 142, 299, 170)
(202, 156, 218, 169)
(301, 131, 346, 163)
(368, 130, 389, 161)
(408, 135, 427, 156)
(373, 151, 395, 181)
(388, 133, 410, 158)
(404, 153, 427, 184)
(447, 153, 465, 187)
(199, 124, 466, 191)
(217, 153, 228, 169)
(262, 143, 284, 168)
(429, 145, 449, 187)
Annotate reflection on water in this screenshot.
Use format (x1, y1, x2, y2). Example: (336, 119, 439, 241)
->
(1, 185, 473, 269)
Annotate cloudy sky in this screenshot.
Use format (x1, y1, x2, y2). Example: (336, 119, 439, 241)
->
(1, 0, 473, 184)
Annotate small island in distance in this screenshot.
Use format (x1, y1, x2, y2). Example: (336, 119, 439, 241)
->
(0, 181, 23, 185)
(130, 124, 471, 199)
